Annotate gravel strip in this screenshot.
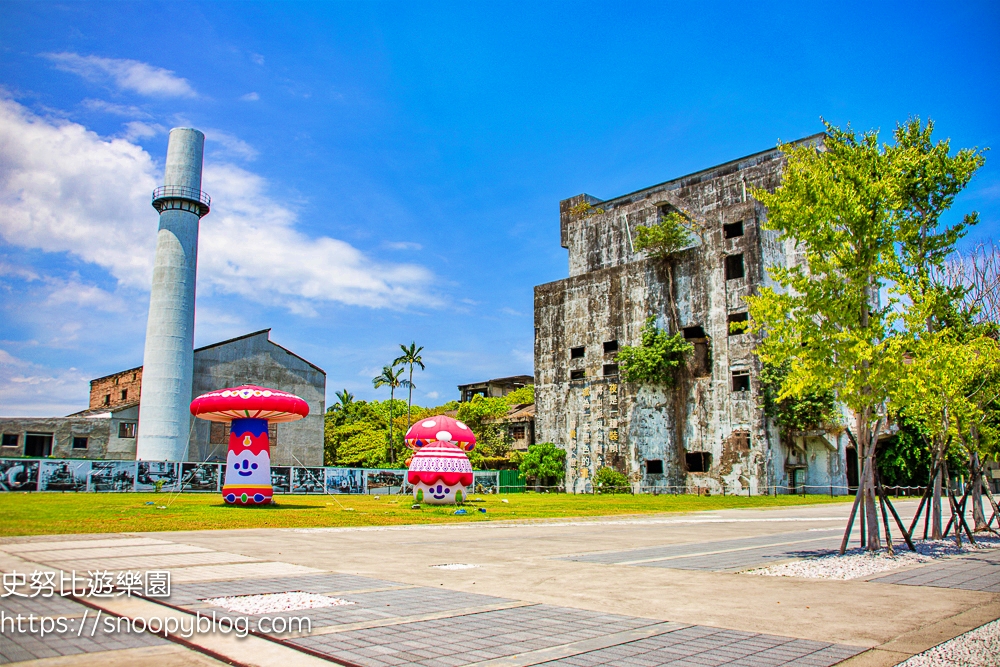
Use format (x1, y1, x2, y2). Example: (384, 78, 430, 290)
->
(895, 618, 1000, 666)
(743, 536, 1000, 580)
(204, 591, 356, 614)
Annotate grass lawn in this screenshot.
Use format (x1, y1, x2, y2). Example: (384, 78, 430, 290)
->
(0, 491, 853, 537)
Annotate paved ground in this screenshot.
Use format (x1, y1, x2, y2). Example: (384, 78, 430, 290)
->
(0, 499, 997, 667)
(872, 548, 1000, 593)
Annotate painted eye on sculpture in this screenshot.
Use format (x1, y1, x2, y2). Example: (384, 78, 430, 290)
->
(233, 463, 239, 470)
(251, 463, 258, 470)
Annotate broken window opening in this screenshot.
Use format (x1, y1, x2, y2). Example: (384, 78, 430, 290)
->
(731, 369, 751, 392)
(570, 369, 586, 380)
(692, 341, 711, 377)
(570, 346, 585, 359)
(510, 425, 526, 440)
(603, 363, 619, 377)
(723, 220, 744, 239)
(728, 312, 749, 335)
(24, 433, 53, 457)
(646, 459, 664, 475)
(2, 434, 19, 448)
(683, 325, 706, 339)
(103, 394, 111, 406)
(120, 389, 128, 401)
(73, 437, 88, 450)
(686, 452, 712, 473)
(603, 340, 619, 354)
(118, 422, 137, 439)
(725, 254, 745, 280)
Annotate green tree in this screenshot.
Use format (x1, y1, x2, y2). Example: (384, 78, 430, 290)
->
(372, 365, 410, 466)
(748, 120, 985, 551)
(615, 317, 692, 386)
(594, 467, 629, 493)
(519, 442, 566, 489)
(759, 362, 835, 431)
(393, 342, 425, 429)
(747, 123, 911, 551)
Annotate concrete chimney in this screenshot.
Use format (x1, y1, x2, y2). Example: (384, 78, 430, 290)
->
(136, 128, 210, 461)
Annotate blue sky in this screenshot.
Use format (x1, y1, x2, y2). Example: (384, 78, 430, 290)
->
(1, 1, 998, 415)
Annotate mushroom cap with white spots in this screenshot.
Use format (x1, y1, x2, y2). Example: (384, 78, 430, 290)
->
(190, 385, 310, 423)
(404, 415, 476, 451)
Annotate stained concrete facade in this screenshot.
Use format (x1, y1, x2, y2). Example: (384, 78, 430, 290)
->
(0, 330, 325, 465)
(534, 137, 849, 494)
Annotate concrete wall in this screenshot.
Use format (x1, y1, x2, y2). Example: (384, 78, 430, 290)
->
(189, 331, 326, 466)
(535, 137, 847, 494)
(0, 417, 112, 459)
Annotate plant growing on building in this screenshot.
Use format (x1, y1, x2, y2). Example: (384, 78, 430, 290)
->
(394, 342, 425, 429)
(519, 442, 566, 489)
(634, 212, 694, 328)
(594, 466, 629, 493)
(615, 317, 692, 386)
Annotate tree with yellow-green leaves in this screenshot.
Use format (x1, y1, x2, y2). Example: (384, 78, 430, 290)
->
(746, 118, 986, 552)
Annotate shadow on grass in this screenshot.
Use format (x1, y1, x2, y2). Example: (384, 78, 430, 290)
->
(212, 503, 322, 510)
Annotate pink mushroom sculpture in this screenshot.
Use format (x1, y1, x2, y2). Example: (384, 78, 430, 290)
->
(404, 415, 476, 504)
(190, 385, 309, 505)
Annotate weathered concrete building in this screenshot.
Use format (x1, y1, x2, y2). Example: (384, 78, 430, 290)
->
(458, 375, 534, 403)
(534, 137, 849, 494)
(0, 330, 325, 465)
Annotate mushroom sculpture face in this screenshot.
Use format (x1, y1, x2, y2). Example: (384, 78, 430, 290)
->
(404, 416, 477, 504)
(407, 442, 474, 504)
(404, 415, 476, 452)
(190, 385, 309, 506)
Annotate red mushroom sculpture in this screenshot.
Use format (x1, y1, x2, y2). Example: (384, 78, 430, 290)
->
(404, 415, 476, 452)
(404, 415, 477, 504)
(190, 385, 309, 505)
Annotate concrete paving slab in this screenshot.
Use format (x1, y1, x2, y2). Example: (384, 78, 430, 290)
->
(0, 540, 172, 554)
(19, 545, 211, 563)
(44, 551, 260, 572)
(0, 644, 228, 667)
(168, 561, 323, 583)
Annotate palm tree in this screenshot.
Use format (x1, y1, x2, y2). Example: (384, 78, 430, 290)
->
(394, 342, 425, 428)
(334, 389, 354, 410)
(372, 365, 409, 465)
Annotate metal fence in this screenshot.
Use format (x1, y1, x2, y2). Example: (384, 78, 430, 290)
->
(0, 458, 500, 495)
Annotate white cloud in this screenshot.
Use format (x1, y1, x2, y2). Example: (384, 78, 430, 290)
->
(80, 99, 151, 118)
(0, 97, 438, 312)
(120, 121, 165, 141)
(251, 54, 265, 66)
(500, 307, 524, 317)
(241, 92, 260, 102)
(0, 97, 160, 288)
(44, 53, 197, 98)
(203, 128, 258, 161)
(425, 391, 440, 399)
(385, 241, 423, 251)
(0, 350, 90, 417)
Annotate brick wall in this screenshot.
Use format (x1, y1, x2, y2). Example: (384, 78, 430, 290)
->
(89, 367, 142, 410)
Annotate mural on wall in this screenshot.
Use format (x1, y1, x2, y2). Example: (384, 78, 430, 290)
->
(0, 460, 39, 491)
(89, 461, 136, 492)
(269, 466, 292, 493)
(181, 463, 220, 492)
(326, 468, 365, 494)
(39, 460, 90, 492)
(136, 461, 179, 491)
(292, 467, 325, 493)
